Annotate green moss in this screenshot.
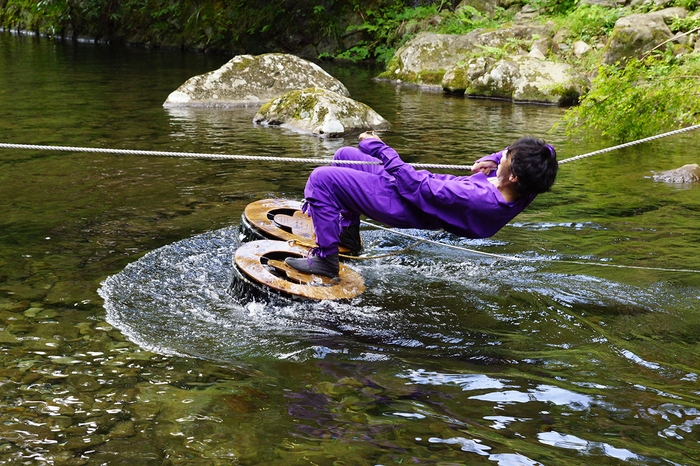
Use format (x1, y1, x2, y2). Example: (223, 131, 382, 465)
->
(416, 69, 446, 85)
(260, 88, 347, 122)
(316, 105, 329, 121)
(516, 83, 548, 102)
(442, 67, 469, 92)
(230, 57, 254, 72)
(258, 100, 273, 115)
(272, 89, 317, 119)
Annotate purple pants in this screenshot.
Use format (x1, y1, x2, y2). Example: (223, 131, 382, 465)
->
(303, 146, 427, 257)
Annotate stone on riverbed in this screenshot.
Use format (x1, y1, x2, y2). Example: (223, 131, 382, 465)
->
(253, 87, 390, 138)
(653, 163, 700, 183)
(164, 53, 350, 108)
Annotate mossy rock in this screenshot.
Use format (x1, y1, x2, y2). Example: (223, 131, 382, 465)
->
(443, 55, 589, 105)
(164, 53, 349, 108)
(254, 87, 390, 138)
(602, 12, 674, 66)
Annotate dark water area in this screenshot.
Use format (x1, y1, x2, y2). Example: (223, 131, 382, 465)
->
(1, 32, 700, 465)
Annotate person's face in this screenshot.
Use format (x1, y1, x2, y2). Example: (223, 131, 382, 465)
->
(496, 150, 516, 183)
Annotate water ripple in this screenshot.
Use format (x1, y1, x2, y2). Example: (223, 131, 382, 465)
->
(100, 225, 694, 367)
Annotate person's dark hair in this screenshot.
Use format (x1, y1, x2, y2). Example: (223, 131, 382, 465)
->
(508, 137, 558, 195)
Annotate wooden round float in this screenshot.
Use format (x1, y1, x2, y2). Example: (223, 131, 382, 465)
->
(232, 240, 365, 301)
(241, 198, 354, 254)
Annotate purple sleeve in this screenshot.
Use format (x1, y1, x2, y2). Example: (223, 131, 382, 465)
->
(476, 150, 506, 165)
(359, 139, 507, 237)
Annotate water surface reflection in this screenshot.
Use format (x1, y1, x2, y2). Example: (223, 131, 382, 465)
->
(2, 33, 700, 465)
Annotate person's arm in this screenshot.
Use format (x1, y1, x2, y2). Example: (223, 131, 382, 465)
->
(358, 138, 501, 237)
(471, 150, 506, 176)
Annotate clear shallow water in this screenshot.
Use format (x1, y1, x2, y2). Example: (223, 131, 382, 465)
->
(1, 32, 700, 465)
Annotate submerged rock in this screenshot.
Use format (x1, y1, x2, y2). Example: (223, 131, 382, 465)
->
(653, 163, 700, 183)
(253, 87, 390, 138)
(164, 53, 350, 108)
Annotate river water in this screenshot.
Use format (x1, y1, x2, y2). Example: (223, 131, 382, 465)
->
(1, 32, 699, 465)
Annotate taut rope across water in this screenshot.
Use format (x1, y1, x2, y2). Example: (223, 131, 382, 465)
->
(3, 123, 700, 273)
(1, 122, 699, 169)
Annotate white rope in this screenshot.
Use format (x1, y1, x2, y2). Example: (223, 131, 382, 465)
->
(557, 123, 700, 165)
(1, 123, 700, 169)
(361, 221, 700, 274)
(0, 142, 465, 170)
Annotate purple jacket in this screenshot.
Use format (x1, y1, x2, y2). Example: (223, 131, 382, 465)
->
(360, 138, 536, 238)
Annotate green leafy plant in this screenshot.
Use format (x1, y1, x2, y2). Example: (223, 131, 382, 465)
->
(563, 56, 700, 142)
(434, 4, 502, 34)
(474, 44, 508, 60)
(552, 4, 627, 43)
(525, 0, 577, 15)
(673, 0, 698, 11)
(669, 15, 700, 33)
(336, 1, 446, 63)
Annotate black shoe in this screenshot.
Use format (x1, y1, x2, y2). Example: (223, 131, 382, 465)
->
(339, 224, 362, 254)
(285, 253, 339, 279)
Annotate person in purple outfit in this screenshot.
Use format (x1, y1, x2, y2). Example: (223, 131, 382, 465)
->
(285, 132, 558, 278)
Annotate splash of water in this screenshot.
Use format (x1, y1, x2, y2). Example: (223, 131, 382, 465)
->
(99, 224, 691, 367)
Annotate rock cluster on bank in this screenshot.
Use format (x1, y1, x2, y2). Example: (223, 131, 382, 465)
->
(376, 2, 700, 106)
(378, 25, 590, 106)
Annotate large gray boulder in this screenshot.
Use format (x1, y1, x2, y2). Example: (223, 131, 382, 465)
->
(378, 31, 484, 87)
(253, 88, 390, 138)
(602, 12, 676, 65)
(377, 25, 553, 91)
(163, 53, 349, 108)
(443, 55, 589, 105)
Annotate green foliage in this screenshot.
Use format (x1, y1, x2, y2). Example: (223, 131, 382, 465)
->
(0, 0, 354, 52)
(336, 1, 445, 63)
(525, 0, 577, 15)
(673, 0, 698, 11)
(563, 56, 700, 142)
(473, 43, 509, 60)
(434, 5, 504, 34)
(551, 4, 627, 43)
(336, 44, 372, 62)
(669, 15, 700, 33)
(335, 1, 513, 64)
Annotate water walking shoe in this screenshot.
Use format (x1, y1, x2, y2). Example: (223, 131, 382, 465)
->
(285, 252, 339, 279)
(339, 224, 362, 255)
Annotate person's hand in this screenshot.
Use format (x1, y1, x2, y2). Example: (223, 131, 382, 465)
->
(471, 160, 497, 175)
(359, 131, 381, 141)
